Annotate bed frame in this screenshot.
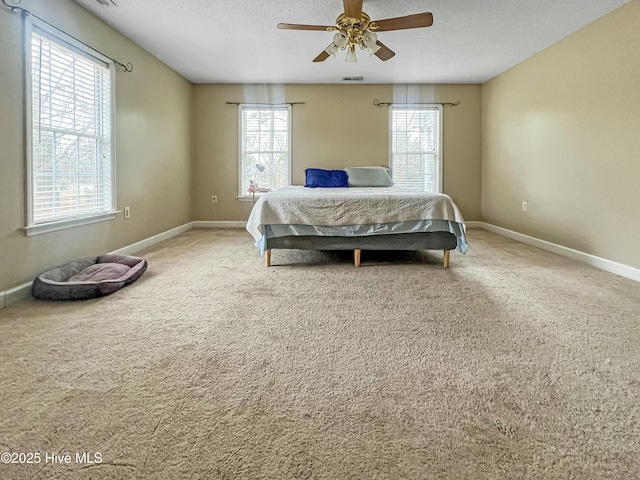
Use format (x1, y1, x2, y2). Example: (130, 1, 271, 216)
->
(263, 231, 458, 268)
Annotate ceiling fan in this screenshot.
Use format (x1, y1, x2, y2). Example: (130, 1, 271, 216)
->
(277, 0, 433, 63)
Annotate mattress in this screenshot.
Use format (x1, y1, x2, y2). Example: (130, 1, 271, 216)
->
(246, 186, 467, 253)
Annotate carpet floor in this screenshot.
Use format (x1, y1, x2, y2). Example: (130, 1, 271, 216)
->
(0, 228, 639, 479)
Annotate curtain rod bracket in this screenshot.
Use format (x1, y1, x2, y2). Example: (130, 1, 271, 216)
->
(2, 0, 134, 73)
(116, 62, 134, 73)
(2, 0, 26, 14)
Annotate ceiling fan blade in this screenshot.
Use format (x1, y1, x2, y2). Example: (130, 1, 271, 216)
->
(374, 41, 395, 61)
(313, 50, 331, 63)
(343, 0, 363, 18)
(373, 12, 433, 31)
(277, 23, 333, 31)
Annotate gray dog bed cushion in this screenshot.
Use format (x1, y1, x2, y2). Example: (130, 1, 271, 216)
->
(32, 254, 148, 301)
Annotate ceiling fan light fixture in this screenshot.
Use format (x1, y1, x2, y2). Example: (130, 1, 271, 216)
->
(278, 2, 433, 63)
(333, 32, 348, 49)
(325, 43, 339, 56)
(362, 31, 381, 55)
(345, 46, 357, 63)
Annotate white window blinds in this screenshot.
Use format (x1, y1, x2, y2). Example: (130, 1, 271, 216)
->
(29, 28, 114, 225)
(390, 106, 442, 193)
(239, 106, 291, 196)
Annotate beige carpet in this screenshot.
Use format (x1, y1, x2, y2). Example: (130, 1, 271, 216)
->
(1, 228, 639, 479)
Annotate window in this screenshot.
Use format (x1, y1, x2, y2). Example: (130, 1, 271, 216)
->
(26, 20, 115, 235)
(238, 105, 291, 197)
(390, 105, 443, 193)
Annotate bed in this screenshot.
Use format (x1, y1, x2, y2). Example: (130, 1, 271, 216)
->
(246, 185, 467, 268)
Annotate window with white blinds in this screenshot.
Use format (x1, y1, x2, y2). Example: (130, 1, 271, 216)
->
(27, 24, 114, 228)
(390, 105, 443, 193)
(239, 105, 291, 196)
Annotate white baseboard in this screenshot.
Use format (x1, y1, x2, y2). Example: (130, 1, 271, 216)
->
(193, 221, 247, 229)
(3, 282, 33, 307)
(464, 221, 483, 229)
(110, 222, 194, 255)
(475, 222, 640, 283)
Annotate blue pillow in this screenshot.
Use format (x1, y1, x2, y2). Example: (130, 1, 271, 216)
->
(304, 168, 349, 188)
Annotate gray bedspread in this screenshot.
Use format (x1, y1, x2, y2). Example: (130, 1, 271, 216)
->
(246, 186, 467, 253)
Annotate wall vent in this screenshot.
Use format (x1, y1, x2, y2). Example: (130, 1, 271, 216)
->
(342, 77, 364, 81)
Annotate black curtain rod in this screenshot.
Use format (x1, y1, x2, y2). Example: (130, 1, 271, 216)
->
(373, 99, 461, 107)
(2, 0, 133, 72)
(226, 102, 305, 106)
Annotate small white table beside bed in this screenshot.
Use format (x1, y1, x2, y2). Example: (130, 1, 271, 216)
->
(246, 185, 468, 268)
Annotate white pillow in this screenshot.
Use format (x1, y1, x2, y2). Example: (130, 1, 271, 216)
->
(345, 167, 394, 187)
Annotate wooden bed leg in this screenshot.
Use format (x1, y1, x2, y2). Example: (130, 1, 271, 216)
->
(265, 249, 271, 267)
(443, 250, 450, 269)
(354, 249, 361, 268)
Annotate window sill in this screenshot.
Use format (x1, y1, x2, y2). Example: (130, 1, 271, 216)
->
(23, 211, 120, 237)
(236, 193, 270, 202)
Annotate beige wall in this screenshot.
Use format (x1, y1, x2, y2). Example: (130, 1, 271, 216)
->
(0, 0, 192, 292)
(7, 0, 634, 292)
(481, 0, 640, 269)
(192, 84, 482, 222)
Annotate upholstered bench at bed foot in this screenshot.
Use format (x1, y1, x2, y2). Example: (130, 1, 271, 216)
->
(32, 254, 147, 301)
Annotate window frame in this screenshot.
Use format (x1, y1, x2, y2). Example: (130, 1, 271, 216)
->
(23, 17, 117, 236)
(237, 104, 292, 198)
(389, 104, 444, 193)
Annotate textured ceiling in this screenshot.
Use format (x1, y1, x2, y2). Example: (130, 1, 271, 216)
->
(72, 0, 630, 84)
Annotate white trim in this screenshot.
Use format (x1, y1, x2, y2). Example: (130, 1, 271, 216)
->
(109, 45, 117, 218)
(464, 221, 483, 229)
(237, 104, 243, 197)
(286, 105, 293, 187)
(24, 18, 34, 228)
(23, 211, 119, 236)
(389, 104, 443, 194)
(193, 221, 247, 229)
(475, 222, 640, 283)
(236, 195, 267, 202)
(25, 18, 117, 228)
(436, 104, 444, 193)
(109, 222, 194, 255)
(4, 282, 33, 307)
(237, 104, 292, 197)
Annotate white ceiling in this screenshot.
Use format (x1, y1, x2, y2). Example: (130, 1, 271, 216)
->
(73, 0, 630, 84)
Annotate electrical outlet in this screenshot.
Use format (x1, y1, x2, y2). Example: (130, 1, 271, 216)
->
(211, 195, 218, 204)
(124, 206, 131, 219)
(522, 201, 528, 212)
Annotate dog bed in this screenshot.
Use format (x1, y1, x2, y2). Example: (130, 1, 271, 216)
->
(32, 254, 147, 301)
